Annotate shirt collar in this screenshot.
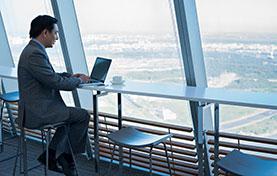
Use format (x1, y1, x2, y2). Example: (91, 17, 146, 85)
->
(32, 38, 46, 52)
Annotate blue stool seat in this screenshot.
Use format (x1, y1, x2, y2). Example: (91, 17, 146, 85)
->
(107, 127, 172, 176)
(107, 127, 172, 147)
(0, 91, 19, 102)
(218, 150, 277, 176)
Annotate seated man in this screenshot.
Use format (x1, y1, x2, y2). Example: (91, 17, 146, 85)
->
(17, 15, 90, 176)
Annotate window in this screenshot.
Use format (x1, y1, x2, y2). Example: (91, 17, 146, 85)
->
(196, 0, 277, 137)
(0, 0, 74, 105)
(74, 0, 191, 125)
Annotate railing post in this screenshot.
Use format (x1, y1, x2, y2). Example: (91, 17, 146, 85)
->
(117, 93, 123, 174)
(168, 128, 175, 175)
(214, 103, 220, 176)
(198, 103, 213, 176)
(93, 91, 99, 173)
(238, 139, 241, 151)
(197, 103, 205, 176)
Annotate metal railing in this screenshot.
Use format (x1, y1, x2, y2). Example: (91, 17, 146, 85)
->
(1, 103, 277, 176)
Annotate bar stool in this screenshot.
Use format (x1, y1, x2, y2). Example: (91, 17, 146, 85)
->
(14, 121, 79, 176)
(217, 150, 277, 176)
(107, 127, 172, 176)
(0, 91, 19, 161)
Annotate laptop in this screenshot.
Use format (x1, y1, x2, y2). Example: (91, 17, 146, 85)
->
(80, 57, 112, 86)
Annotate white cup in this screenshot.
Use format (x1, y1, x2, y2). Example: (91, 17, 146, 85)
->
(112, 75, 123, 83)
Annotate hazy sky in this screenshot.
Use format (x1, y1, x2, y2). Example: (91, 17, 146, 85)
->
(74, 0, 175, 34)
(0, 0, 276, 35)
(196, 0, 277, 34)
(0, 0, 53, 36)
(74, 0, 277, 34)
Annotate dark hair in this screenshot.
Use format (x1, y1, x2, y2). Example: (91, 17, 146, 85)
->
(29, 15, 58, 38)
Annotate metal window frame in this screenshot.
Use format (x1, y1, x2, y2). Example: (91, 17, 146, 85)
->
(173, 0, 213, 175)
(51, 0, 92, 109)
(0, 10, 18, 94)
(0, 11, 14, 67)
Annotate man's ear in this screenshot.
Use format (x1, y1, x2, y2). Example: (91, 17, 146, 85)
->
(42, 29, 48, 38)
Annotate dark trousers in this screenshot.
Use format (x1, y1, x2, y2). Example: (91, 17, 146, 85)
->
(49, 107, 90, 156)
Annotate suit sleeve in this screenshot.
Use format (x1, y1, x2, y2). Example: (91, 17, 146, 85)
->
(28, 51, 81, 91)
(57, 72, 72, 78)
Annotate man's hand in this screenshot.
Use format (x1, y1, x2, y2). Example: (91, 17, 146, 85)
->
(72, 73, 86, 78)
(72, 73, 90, 83)
(79, 75, 90, 83)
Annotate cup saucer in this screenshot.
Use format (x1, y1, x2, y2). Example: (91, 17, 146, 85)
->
(110, 80, 125, 85)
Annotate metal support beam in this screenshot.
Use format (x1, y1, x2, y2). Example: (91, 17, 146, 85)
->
(173, 0, 213, 175)
(51, 0, 92, 109)
(0, 11, 14, 67)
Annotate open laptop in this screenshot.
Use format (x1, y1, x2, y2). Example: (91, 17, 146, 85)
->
(80, 57, 112, 86)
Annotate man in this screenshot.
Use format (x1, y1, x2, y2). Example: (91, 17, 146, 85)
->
(17, 15, 90, 175)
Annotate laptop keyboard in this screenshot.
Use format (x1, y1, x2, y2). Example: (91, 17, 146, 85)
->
(87, 79, 100, 83)
(80, 80, 105, 86)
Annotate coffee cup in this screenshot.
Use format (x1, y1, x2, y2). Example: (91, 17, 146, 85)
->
(112, 75, 123, 83)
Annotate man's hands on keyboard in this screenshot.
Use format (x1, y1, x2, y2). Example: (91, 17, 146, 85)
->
(72, 73, 90, 83)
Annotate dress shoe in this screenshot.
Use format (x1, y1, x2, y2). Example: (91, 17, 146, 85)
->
(37, 151, 63, 173)
(57, 154, 77, 176)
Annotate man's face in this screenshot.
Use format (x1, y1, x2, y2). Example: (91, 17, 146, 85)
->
(44, 24, 59, 48)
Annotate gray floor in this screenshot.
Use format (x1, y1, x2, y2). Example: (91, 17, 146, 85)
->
(0, 132, 158, 176)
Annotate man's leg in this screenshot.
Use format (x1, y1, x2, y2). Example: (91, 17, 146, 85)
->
(49, 107, 90, 155)
(47, 107, 90, 175)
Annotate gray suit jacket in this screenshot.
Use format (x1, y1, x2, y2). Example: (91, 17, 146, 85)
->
(17, 40, 81, 129)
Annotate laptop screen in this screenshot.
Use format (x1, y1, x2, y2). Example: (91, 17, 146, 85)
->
(90, 57, 112, 83)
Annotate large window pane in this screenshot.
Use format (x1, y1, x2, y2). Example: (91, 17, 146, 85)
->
(196, 0, 277, 138)
(74, 0, 191, 125)
(0, 0, 74, 106)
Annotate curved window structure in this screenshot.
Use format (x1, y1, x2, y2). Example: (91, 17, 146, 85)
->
(197, 0, 277, 138)
(74, 0, 192, 125)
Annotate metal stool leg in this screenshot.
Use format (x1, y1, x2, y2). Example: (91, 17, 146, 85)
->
(12, 130, 21, 176)
(40, 128, 53, 176)
(108, 144, 116, 175)
(86, 135, 93, 160)
(0, 100, 4, 153)
(149, 146, 153, 176)
(40, 130, 47, 176)
(45, 129, 51, 176)
(64, 125, 79, 176)
(163, 142, 172, 176)
(41, 130, 45, 152)
(129, 148, 132, 168)
(22, 128, 28, 176)
(19, 129, 23, 173)
(13, 129, 39, 175)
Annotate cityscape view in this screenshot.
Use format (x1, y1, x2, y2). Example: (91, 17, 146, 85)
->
(1, 0, 276, 139)
(6, 32, 277, 139)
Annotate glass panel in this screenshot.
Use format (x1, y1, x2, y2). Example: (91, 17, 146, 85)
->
(0, 0, 74, 106)
(74, 0, 191, 125)
(196, 0, 277, 138)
